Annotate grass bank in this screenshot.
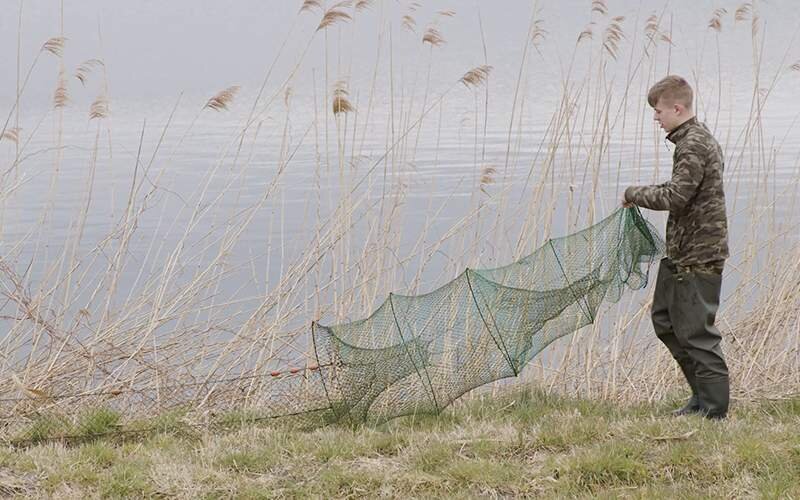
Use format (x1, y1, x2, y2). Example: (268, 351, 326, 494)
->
(2, 387, 799, 498)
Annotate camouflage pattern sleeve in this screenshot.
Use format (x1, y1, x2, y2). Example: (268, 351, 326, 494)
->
(624, 142, 705, 212)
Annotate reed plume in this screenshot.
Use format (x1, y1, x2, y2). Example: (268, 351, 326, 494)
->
(437, 10, 456, 18)
(531, 18, 547, 47)
(644, 13, 671, 45)
(578, 22, 595, 43)
(11, 373, 49, 399)
(332, 82, 354, 115)
(790, 61, 800, 72)
(317, 2, 353, 31)
(299, 0, 321, 13)
(89, 95, 109, 120)
(735, 2, 752, 22)
(284, 86, 293, 108)
(355, 0, 373, 12)
(1, 127, 21, 144)
(53, 69, 69, 109)
(75, 59, 105, 86)
(591, 0, 608, 16)
(402, 15, 416, 33)
(479, 166, 497, 196)
(205, 85, 240, 111)
(422, 26, 445, 47)
(603, 16, 625, 59)
(644, 14, 659, 39)
(42, 36, 66, 57)
(708, 8, 727, 32)
(459, 65, 492, 88)
(734, 2, 759, 37)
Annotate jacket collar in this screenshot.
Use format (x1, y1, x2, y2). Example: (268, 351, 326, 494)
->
(666, 116, 697, 144)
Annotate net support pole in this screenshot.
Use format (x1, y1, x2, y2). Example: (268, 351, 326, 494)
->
(548, 239, 595, 324)
(465, 269, 519, 376)
(387, 293, 441, 414)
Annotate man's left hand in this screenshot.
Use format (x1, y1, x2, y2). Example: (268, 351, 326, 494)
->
(622, 186, 635, 208)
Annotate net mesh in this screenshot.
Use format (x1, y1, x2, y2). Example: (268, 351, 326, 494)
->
(3, 207, 664, 443)
(309, 206, 664, 425)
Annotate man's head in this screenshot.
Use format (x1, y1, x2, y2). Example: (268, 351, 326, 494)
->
(648, 75, 695, 133)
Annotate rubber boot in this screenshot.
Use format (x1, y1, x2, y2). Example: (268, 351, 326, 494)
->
(672, 394, 700, 417)
(672, 360, 701, 416)
(696, 377, 729, 420)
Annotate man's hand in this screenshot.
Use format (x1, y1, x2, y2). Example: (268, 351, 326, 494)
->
(622, 186, 635, 208)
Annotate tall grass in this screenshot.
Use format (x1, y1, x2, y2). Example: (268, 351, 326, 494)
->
(0, 0, 798, 431)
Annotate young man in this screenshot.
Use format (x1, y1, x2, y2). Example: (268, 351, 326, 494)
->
(623, 75, 730, 419)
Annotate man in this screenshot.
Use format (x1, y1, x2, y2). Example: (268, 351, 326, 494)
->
(623, 75, 730, 419)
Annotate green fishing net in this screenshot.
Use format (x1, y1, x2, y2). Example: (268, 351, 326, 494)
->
(5, 207, 665, 443)
(306, 207, 665, 425)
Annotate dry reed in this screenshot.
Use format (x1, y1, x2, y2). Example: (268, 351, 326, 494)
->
(708, 8, 727, 32)
(332, 82, 354, 115)
(422, 26, 445, 47)
(53, 69, 68, 109)
(603, 16, 625, 60)
(89, 95, 109, 120)
(591, 0, 608, 16)
(0, 127, 21, 144)
(355, 0, 373, 12)
(317, 3, 352, 31)
(41, 36, 65, 57)
(401, 15, 416, 33)
(299, 0, 321, 14)
(459, 65, 492, 88)
(577, 22, 595, 44)
(74, 58, 104, 86)
(735, 2, 752, 22)
(479, 166, 497, 196)
(205, 86, 240, 112)
(0, 0, 798, 433)
(531, 18, 547, 47)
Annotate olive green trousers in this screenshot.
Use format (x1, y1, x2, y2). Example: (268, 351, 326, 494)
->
(651, 257, 729, 416)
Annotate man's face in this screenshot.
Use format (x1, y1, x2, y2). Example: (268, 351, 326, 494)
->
(652, 97, 684, 133)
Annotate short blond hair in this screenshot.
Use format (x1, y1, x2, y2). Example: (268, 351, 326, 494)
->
(647, 75, 693, 109)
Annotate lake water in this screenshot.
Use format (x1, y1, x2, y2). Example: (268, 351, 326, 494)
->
(1, 0, 799, 375)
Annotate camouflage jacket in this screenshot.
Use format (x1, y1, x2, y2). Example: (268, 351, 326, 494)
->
(624, 117, 729, 270)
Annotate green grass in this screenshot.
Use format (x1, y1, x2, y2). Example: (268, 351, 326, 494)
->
(3, 388, 800, 498)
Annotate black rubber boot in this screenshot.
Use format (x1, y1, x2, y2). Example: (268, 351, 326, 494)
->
(696, 377, 729, 420)
(672, 360, 701, 416)
(672, 394, 700, 416)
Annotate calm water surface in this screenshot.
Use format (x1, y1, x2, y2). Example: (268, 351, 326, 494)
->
(1, 1, 798, 356)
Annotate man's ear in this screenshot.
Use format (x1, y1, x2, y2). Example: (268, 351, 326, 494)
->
(673, 103, 684, 115)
